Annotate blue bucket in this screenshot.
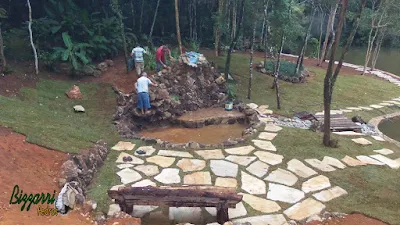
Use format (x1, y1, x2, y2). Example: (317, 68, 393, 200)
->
(225, 101, 233, 111)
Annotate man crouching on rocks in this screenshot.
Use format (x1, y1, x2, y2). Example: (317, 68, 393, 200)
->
(135, 72, 158, 115)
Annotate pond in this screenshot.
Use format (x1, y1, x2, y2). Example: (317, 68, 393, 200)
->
(378, 116, 400, 142)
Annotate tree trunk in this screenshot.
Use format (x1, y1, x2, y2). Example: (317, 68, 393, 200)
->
(296, 8, 316, 75)
(0, 25, 6, 72)
(27, 0, 39, 75)
(371, 29, 385, 70)
(194, 0, 197, 41)
(111, 0, 128, 72)
(215, 0, 225, 56)
(317, 9, 325, 65)
(139, 0, 144, 33)
(130, 0, 135, 30)
(248, 21, 256, 100)
(224, 0, 245, 80)
(149, 0, 161, 40)
(263, 1, 270, 69)
(273, 33, 285, 110)
(175, 0, 183, 55)
(318, 0, 339, 66)
(324, 29, 336, 61)
(231, 0, 237, 40)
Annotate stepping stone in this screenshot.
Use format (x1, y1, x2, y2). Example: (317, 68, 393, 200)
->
(226, 155, 257, 166)
(134, 165, 160, 176)
(116, 152, 144, 165)
(254, 151, 283, 165)
(169, 207, 202, 223)
(246, 161, 269, 178)
(154, 168, 181, 184)
(132, 205, 159, 217)
(339, 109, 352, 113)
(373, 148, 394, 155)
(205, 202, 247, 219)
(215, 177, 237, 188)
(234, 214, 287, 225)
(176, 159, 206, 172)
(267, 183, 305, 204)
(73, 105, 85, 112)
(265, 168, 298, 186)
(322, 156, 346, 169)
(356, 155, 385, 165)
(333, 131, 365, 136)
(184, 172, 212, 185)
(241, 171, 267, 195)
(247, 103, 259, 109)
(287, 159, 317, 178)
(116, 168, 142, 184)
(371, 136, 385, 141)
(351, 138, 372, 146)
(341, 155, 367, 167)
(258, 132, 278, 141)
(383, 100, 399, 104)
(256, 107, 273, 115)
(346, 107, 362, 111)
(305, 159, 336, 172)
(313, 186, 348, 203)
(146, 156, 176, 168)
(359, 106, 373, 111)
(131, 179, 157, 187)
(370, 155, 400, 169)
(158, 150, 193, 158)
(112, 141, 136, 151)
(284, 198, 326, 221)
(210, 160, 238, 177)
(258, 117, 274, 123)
(224, 145, 255, 155)
(264, 124, 283, 132)
(251, 140, 277, 151)
(110, 184, 125, 191)
(195, 149, 225, 160)
(240, 193, 281, 213)
(134, 146, 156, 156)
(117, 164, 134, 169)
(302, 175, 331, 193)
(370, 104, 384, 109)
(107, 204, 121, 216)
(380, 102, 393, 106)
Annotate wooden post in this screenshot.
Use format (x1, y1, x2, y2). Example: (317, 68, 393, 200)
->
(216, 201, 229, 224)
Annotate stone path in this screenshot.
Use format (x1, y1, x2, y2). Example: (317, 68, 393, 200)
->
(108, 122, 400, 225)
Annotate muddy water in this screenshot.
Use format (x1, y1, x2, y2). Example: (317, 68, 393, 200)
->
(379, 116, 400, 142)
(139, 124, 247, 144)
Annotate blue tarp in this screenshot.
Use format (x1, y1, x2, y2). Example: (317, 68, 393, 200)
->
(184, 51, 201, 67)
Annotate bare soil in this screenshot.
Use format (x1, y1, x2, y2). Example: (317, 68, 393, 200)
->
(307, 213, 388, 225)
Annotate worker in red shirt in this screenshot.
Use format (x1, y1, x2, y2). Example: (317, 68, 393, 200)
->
(156, 45, 174, 72)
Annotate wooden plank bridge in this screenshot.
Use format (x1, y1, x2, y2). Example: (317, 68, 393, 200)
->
(315, 113, 361, 132)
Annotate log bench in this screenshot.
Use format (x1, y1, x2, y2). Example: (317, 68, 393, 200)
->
(107, 185, 243, 224)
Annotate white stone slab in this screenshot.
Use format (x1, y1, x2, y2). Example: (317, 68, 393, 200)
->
(359, 106, 374, 111)
(302, 175, 331, 193)
(346, 107, 362, 111)
(169, 207, 202, 223)
(240, 193, 281, 213)
(226, 155, 257, 166)
(322, 156, 346, 169)
(264, 124, 283, 132)
(265, 168, 298, 186)
(146, 156, 176, 168)
(205, 202, 247, 219)
(258, 117, 274, 123)
(251, 140, 277, 151)
(176, 159, 206, 172)
(116, 152, 144, 164)
(241, 171, 267, 195)
(380, 102, 393, 106)
(287, 159, 317, 178)
(234, 214, 287, 225)
(373, 148, 394, 155)
(132, 205, 159, 217)
(246, 161, 269, 178)
(215, 177, 237, 188)
(110, 184, 125, 191)
(371, 136, 385, 142)
(256, 106, 273, 115)
(210, 160, 238, 177)
(224, 145, 255, 155)
(333, 131, 365, 136)
(195, 149, 225, 160)
(352, 138, 373, 146)
(305, 159, 336, 172)
(284, 198, 326, 221)
(258, 132, 278, 141)
(134, 165, 160, 176)
(313, 186, 348, 202)
(267, 183, 305, 204)
(370, 155, 400, 169)
(112, 141, 136, 151)
(116, 168, 142, 184)
(154, 168, 181, 184)
(117, 164, 134, 169)
(370, 104, 384, 109)
(184, 172, 212, 185)
(247, 103, 259, 109)
(340, 109, 353, 113)
(158, 150, 193, 158)
(131, 179, 157, 187)
(107, 204, 121, 216)
(254, 151, 283, 165)
(134, 146, 156, 156)
(341, 155, 367, 167)
(356, 155, 385, 165)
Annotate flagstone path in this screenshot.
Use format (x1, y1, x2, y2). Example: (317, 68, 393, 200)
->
(108, 121, 400, 225)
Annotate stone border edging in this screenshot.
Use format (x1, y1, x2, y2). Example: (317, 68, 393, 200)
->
(369, 112, 400, 147)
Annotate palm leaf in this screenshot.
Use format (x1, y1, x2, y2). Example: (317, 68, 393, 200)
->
(62, 50, 70, 61)
(62, 32, 73, 49)
(71, 56, 79, 70)
(75, 52, 90, 65)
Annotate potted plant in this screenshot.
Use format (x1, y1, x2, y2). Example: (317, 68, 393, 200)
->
(225, 83, 235, 111)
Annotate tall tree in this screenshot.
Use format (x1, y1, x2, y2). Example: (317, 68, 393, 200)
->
(139, 0, 144, 33)
(318, 0, 339, 66)
(273, 33, 285, 109)
(149, 0, 161, 40)
(323, 0, 367, 146)
(0, 8, 7, 73)
(296, 6, 316, 75)
(263, 0, 270, 70)
(224, 0, 246, 80)
(111, 0, 128, 72)
(214, 0, 225, 56)
(317, 7, 326, 63)
(248, 21, 257, 100)
(130, 0, 135, 30)
(175, 0, 183, 54)
(27, 0, 39, 75)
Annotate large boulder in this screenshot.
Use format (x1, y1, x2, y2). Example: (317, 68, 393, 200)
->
(66, 85, 83, 99)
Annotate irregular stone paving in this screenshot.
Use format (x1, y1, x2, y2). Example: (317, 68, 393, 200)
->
(226, 155, 257, 166)
(205, 202, 247, 219)
(254, 151, 283, 165)
(195, 149, 225, 160)
(158, 150, 193, 158)
(313, 186, 348, 202)
(131, 179, 157, 187)
(176, 159, 206, 172)
(146, 156, 176, 168)
(183, 171, 212, 185)
(134, 165, 160, 176)
(264, 124, 283, 132)
(373, 148, 394, 155)
(210, 160, 238, 177)
(215, 177, 237, 188)
(342, 155, 367, 166)
(302, 175, 331, 193)
(224, 145, 255, 155)
(240, 193, 281, 213)
(371, 136, 385, 141)
(284, 198, 326, 221)
(265, 168, 298, 186)
(251, 140, 277, 151)
(116, 152, 144, 164)
(267, 183, 305, 204)
(322, 156, 347, 169)
(116, 168, 142, 184)
(258, 132, 278, 141)
(287, 159, 317, 178)
(370, 104, 384, 109)
(370, 154, 400, 169)
(241, 171, 267, 195)
(351, 138, 373, 146)
(154, 168, 181, 184)
(112, 141, 136, 151)
(234, 214, 287, 225)
(169, 207, 202, 223)
(117, 164, 134, 169)
(305, 159, 336, 172)
(134, 146, 156, 156)
(358, 106, 373, 111)
(246, 160, 269, 178)
(356, 155, 385, 165)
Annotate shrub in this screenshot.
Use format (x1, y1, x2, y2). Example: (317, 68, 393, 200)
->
(264, 60, 303, 78)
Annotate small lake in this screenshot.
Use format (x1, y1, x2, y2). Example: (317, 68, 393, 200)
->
(378, 116, 400, 142)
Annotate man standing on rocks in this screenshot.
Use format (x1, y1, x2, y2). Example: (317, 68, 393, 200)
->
(156, 45, 174, 73)
(131, 46, 146, 75)
(135, 72, 158, 115)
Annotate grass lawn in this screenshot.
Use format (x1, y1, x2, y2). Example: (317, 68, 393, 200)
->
(203, 51, 400, 117)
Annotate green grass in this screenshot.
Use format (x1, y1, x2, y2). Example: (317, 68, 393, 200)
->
(204, 52, 400, 117)
(0, 79, 120, 153)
